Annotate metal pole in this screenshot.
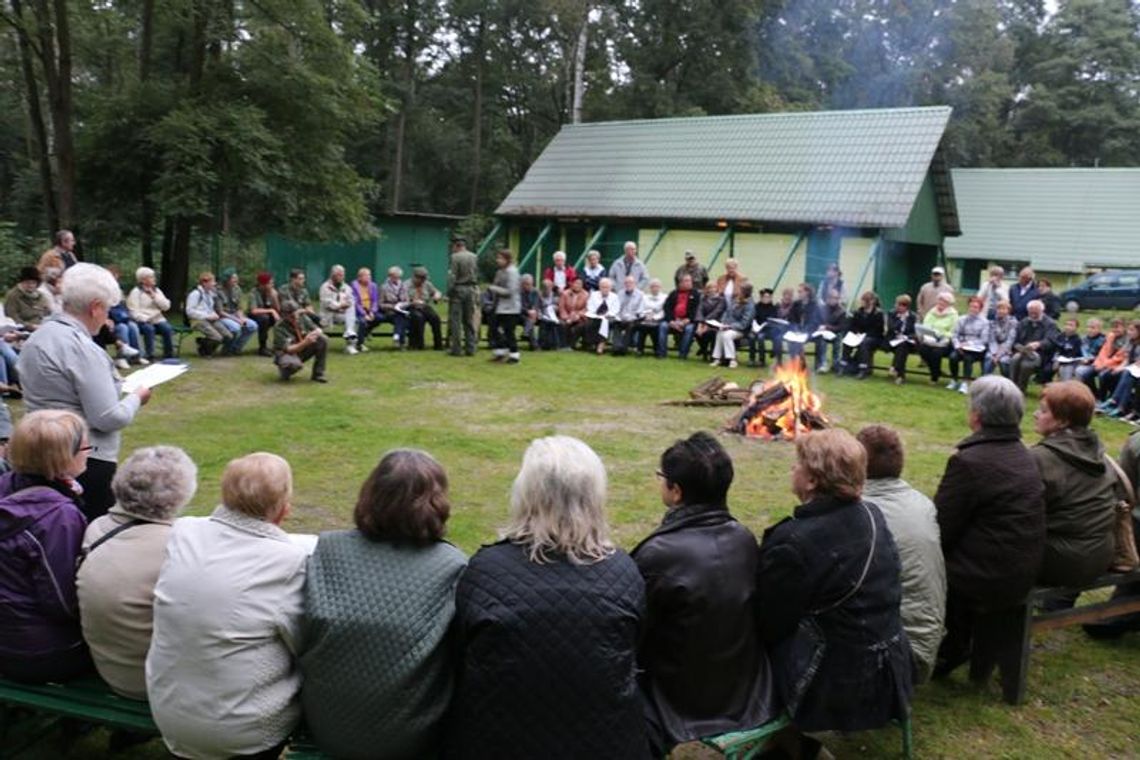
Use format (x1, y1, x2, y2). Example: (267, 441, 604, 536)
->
(641, 224, 669, 265)
(707, 227, 733, 269)
(847, 236, 882, 312)
(518, 221, 553, 273)
(772, 231, 806, 290)
(572, 223, 609, 269)
(475, 219, 504, 258)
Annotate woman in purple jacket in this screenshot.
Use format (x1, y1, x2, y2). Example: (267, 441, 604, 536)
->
(0, 409, 92, 683)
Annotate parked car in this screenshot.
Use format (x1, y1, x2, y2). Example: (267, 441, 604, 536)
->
(1061, 270, 1140, 312)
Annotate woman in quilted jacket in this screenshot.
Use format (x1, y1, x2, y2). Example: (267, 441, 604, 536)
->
(447, 436, 648, 759)
(299, 450, 467, 760)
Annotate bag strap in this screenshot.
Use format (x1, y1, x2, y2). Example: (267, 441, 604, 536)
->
(78, 518, 144, 566)
(1105, 454, 1136, 507)
(811, 501, 878, 616)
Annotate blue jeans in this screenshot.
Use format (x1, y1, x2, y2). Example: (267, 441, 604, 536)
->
(983, 354, 1011, 377)
(814, 337, 840, 369)
(656, 322, 695, 358)
(0, 341, 18, 386)
(113, 320, 142, 353)
(138, 320, 175, 359)
(377, 312, 409, 344)
(1110, 372, 1136, 412)
(219, 317, 257, 354)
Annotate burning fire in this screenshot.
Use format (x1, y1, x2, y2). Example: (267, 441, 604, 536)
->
(738, 358, 828, 440)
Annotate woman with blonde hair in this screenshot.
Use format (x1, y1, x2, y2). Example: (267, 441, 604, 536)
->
(0, 410, 92, 683)
(448, 436, 646, 757)
(756, 429, 912, 752)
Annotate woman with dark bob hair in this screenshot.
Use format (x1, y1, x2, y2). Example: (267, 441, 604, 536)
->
(755, 429, 912, 752)
(299, 450, 467, 759)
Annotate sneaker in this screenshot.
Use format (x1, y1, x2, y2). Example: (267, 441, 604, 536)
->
(120, 344, 140, 359)
(345, 344, 359, 355)
(359, 343, 370, 352)
(311, 375, 329, 384)
(709, 360, 720, 368)
(506, 356, 520, 364)
(728, 360, 738, 369)
(137, 357, 151, 366)
(258, 347, 272, 357)
(818, 363, 830, 374)
(114, 358, 130, 370)
(945, 380, 958, 390)
(895, 376, 905, 386)
(958, 380, 969, 393)
(888, 366, 898, 378)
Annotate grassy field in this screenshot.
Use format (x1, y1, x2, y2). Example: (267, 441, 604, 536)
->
(14, 333, 1140, 759)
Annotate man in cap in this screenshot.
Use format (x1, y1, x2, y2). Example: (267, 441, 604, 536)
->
(917, 266, 955, 320)
(249, 272, 281, 357)
(674, 251, 708, 291)
(272, 300, 328, 383)
(406, 266, 443, 350)
(318, 264, 359, 354)
(447, 235, 479, 355)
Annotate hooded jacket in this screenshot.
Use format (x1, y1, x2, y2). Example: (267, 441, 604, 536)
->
(632, 504, 776, 746)
(1031, 427, 1118, 586)
(0, 471, 87, 665)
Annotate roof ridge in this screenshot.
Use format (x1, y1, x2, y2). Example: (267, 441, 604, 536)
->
(565, 105, 952, 130)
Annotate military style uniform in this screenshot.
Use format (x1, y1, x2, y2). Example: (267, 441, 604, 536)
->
(447, 247, 479, 355)
(272, 312, 327, 381)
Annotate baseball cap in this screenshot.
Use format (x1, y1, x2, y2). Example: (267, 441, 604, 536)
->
(931, 266, 946, 275)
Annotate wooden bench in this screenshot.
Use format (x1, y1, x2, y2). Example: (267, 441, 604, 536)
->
(701, 710, 912, 760)
(0, 676, 158, 756)
(999, 568, 1140, 705)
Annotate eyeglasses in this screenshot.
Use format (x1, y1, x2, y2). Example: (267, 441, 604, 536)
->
(76, 444, 96, 454)
(655, 469, 666, 479)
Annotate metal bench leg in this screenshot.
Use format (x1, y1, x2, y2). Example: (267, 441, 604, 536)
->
(1004, 603, 1033, 705)
(901, 711, 913, 760)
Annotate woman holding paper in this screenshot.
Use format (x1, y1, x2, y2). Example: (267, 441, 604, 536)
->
(948, 298, 991, 393)
(918, 292, 959, 388)
(842, 291, 885, 378)
(886, 295, 917, 385)
(711, 282, 755, 369)
(585, 277, 621, 355)
(17, 264, 151, 520)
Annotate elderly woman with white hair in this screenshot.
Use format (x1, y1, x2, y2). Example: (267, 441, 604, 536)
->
(378, 265, 410, 348)
(126, 266, 175, 360)
(147, 452, 307, 759)
(447, 436, 647, 757)
(17, 263, 152, 520)
(76, 446, 197, 700)
(932, 375, 1045, 696)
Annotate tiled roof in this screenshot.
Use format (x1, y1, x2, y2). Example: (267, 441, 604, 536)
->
(945, 168, 1140, 273)
(496, 106, 956, 231)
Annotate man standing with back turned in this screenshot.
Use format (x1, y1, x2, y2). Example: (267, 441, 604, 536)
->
(447, 236, 479, 356)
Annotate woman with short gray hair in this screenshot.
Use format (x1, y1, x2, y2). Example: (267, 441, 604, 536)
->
(932, 374, 1046, 691)
(76, 446, 198, 699)
(126, 266, 175, 360)
(18, 263, 153, 520)
(448, 436, 646, 756)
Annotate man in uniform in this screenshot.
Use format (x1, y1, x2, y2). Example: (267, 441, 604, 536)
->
(447, 235, 479, 356)
(272, 300, 328, 383)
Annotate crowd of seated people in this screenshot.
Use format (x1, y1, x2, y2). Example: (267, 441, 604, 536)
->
(0, 361, 1135, 757)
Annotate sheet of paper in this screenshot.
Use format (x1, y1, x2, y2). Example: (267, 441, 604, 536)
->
(1056, 356, 1080, 364)
(705, 319, 724, 329)
(394, 302, 410, 315)
(120, 362, 189, 395)
(1129, 364, 1140, 379)
(842, 332, 865, 348)
(889, 336, 911, 348)
(783, 330, 808, 344)
(812, 329, 837, 341)
(752, 320, 765, 334)
(961, 342, 986, 353)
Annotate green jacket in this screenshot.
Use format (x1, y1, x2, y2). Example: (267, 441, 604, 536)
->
(922, 307, 958, 339)
(4, 286, 52, 327)
(272, 313, 318, 353)
(1031, 427, 1118, 586)
(298, 530, 466, 758)
(447, 250, 479, 293)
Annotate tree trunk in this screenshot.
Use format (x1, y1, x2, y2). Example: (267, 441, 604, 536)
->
(572, 11, 589, 124)
(138, 0, 156, 269)
(468, 13, 485, 214)
(11, 0, 58, 232)
(389, 0, 419, 213)
(139, 0, 155, 82)
(50, 0, 75, 228)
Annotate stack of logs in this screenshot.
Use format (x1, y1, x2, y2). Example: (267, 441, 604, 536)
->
(661, 376, 753, 407)
(725, 382, 829, 437)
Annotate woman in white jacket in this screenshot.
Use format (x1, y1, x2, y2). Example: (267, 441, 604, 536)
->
(125, 267, 175, 360)
(146, 453, 307, 760)
(585, 277, 621, 355)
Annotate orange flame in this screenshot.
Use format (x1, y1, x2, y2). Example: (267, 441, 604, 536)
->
(743, 357, 827, 440)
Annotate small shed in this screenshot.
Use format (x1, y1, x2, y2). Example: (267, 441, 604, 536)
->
(944, 168, 1140, 291)
(265, 212, 461, 288)
(490, 106, 960, 303)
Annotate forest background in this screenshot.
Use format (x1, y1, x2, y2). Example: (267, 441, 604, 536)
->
(2, 0, 1140, 299)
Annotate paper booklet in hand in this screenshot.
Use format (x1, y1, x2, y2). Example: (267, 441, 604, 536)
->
(704, 319, 724, 329)
(842, 332, 865, 348)
(120, 362, 189, 395)
(783, 330, 809, 344)
(811, 329, 837, 342)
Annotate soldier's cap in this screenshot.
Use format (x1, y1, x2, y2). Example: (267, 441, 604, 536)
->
(451, 235, 467, 245)
(684, 250, 695, 259)
(413, 266, 428, 278)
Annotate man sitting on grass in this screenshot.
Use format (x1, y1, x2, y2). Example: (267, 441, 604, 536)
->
(273, 301, 328, 383)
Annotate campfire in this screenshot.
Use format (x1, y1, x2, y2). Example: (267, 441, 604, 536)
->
(727, 358, 829, 440)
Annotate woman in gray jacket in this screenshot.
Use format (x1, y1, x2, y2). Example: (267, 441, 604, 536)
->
(487, 250, 522, 364)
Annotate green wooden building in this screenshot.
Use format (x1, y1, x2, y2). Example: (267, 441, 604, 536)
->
(265, 212, 461, 287)
(944, 168, 1140, 291)
(490, 106, 960, 303)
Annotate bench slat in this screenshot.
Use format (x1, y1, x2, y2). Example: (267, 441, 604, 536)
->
(1031, 597, 1140, 633)
(0, 678, 158, 734)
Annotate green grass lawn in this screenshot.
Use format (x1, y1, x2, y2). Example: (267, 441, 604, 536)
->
(16, 336, 1140, 759)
